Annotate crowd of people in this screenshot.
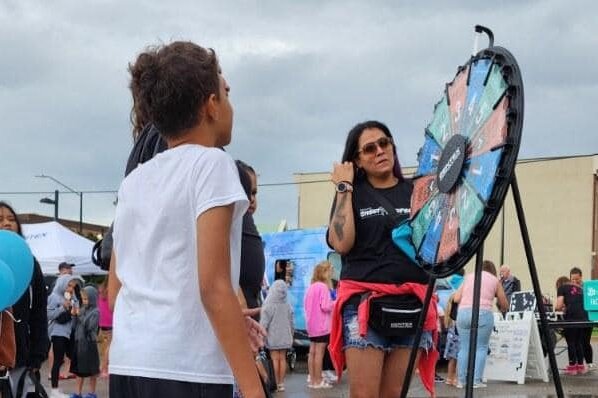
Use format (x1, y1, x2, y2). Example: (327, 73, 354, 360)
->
(0, 39, 596, 398)
(434, 263, 597, 390)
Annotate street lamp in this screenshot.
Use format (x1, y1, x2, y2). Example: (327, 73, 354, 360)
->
(35, 174, 83, 233)
(40, 190, 59, 220)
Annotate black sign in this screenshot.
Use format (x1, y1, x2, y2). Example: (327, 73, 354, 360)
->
(509, 291, 537, 312)
(436, 134, 466, 193)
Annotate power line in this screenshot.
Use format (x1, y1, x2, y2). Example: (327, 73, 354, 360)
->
(0, 190, 117, 195)
(3, 153, 594, 196)
(259, 179, 330, 187)
(0, 179, 333, 195)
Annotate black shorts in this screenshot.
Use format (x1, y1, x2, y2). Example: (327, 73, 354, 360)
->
(109, 374, 232, 398)
(309, 334, 330, 343)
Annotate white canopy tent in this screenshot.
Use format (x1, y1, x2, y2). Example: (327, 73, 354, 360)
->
(22, 221, 106, 275)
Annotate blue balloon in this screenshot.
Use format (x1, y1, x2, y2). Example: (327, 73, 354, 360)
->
(0, 259, 16, 311)
(0, 230, 34, 305)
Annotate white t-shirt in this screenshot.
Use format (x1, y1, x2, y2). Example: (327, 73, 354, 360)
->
(109, 144, 248, 384)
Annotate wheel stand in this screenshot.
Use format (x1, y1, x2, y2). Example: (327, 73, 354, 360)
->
(400, 174, 564, 398)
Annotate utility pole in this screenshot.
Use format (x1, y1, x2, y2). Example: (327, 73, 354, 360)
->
(36, 174, 83, 233)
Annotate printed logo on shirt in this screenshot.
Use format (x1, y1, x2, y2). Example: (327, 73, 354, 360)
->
(359, 207, 410, 219)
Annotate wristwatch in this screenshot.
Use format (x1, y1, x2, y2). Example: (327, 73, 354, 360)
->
(335, 181, 353, 193)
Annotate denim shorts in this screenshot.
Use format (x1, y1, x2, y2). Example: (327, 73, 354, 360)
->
(342, 302, 434, 353)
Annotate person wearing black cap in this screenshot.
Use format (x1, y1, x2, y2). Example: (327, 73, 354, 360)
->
(58, 263, 74, 276)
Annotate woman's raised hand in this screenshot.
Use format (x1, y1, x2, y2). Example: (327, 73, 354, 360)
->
(331, 161, 354, 184)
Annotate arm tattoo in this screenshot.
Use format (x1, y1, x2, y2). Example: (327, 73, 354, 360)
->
(332, 194, 348, 241)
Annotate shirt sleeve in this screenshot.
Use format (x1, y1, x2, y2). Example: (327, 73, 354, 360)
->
(288, 304, 294, 331)
(556, 285, 565, 298)
(260, 306, 272, 330)
(319, 284, 334, 313)
(28, 260, 49, 367)
(47, 295, 67, 321)
(513, 277, 521, 292)
(191, 149, 249, 220)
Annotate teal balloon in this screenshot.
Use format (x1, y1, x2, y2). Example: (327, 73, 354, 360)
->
(0, 230, 34, 305)
(0, 259, 16, 310)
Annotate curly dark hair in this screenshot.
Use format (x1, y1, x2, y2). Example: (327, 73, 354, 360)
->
(128, 41, 220, 139)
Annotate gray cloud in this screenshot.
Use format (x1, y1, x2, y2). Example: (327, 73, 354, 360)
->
(1, 0, 597, 228)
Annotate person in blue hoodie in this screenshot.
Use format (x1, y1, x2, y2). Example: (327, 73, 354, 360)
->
(47, 274, 80, 398)
(69, 286, 100, 398)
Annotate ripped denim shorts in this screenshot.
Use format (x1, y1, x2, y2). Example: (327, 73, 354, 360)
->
(342, 302, 434, 352)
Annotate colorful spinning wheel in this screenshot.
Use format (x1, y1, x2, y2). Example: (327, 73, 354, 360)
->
(410, 30, 524, 278)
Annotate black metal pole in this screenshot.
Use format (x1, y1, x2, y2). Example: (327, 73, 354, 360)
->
(399, 277, 436, 398)
(79, 192, 83, 233)
(511, 174, 564, 398)
(465, 245, 484, 398)
(54, 189, 59, 220)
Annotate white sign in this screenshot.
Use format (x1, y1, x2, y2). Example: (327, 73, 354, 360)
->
(483, 311, 549, 384)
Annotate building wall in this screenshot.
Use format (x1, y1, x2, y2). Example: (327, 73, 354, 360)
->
(482, 156, 596, 300)
(295, 155, 598, 297)
(295, 172, 333, 229)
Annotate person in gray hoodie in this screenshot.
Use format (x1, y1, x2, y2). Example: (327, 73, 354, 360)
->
(260, 280, 294, 392)
(69, 286, 100, 398)
(47, 274, 80, 398)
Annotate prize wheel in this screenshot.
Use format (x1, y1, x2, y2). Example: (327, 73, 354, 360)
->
(410, 28, 524, 278)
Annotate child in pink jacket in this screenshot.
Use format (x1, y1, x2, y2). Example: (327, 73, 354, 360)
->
(304, 261, 336, 389)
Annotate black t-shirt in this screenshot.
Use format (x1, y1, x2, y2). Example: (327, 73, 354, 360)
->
(239, 213, 266, 309)
(557, 283, 588, 321)
(329, 178, 429, 284)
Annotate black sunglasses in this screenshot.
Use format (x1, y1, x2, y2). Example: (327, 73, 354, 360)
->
(357, 136, 393, 156)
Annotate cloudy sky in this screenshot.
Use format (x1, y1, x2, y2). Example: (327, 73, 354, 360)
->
(1, 0, 597, 230)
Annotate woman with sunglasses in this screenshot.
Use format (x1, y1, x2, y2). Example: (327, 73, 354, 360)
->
(327, 121, 437, 398)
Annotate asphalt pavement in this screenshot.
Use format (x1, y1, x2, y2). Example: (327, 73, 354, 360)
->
(37, 340, 598, 397)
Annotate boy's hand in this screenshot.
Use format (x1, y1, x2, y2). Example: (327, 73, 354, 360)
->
(245, 316, 266, 353)
(242, 307, 261, 318)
